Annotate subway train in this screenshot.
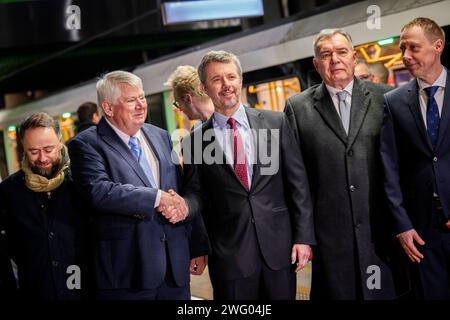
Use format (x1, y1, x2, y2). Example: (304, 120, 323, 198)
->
(0, 0, 449, 178)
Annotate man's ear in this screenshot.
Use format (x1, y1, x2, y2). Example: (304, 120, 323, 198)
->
(102, 101, 113, 117)
(435, 38, 444, 53)
(313, 57, 319, 71)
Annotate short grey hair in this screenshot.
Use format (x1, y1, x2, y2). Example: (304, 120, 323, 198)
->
(96, 70, 143, 106)
(197, 50, 242, 84)
(313, 28, 354, 57)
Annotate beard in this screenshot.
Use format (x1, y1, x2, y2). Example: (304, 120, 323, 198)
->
(29, 158, 61, 179)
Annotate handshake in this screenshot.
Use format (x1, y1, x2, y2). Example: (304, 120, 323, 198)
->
(156, 189, 189, 224)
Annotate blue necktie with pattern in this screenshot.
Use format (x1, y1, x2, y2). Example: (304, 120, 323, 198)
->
(128, 136, 156, 187)
(424, 86, 440, 148)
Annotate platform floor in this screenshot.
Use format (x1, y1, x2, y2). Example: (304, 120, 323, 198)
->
(190, 262, 312, 300)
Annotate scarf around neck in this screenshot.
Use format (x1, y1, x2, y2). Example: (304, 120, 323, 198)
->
(21, 144, 70, 193)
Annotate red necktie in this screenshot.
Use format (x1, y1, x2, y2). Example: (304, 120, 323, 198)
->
(227, 117, 249, 190)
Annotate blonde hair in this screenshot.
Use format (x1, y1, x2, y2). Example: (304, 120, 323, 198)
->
(165, 65, 208, 102)
(96, 70, 143, 106)
(402, 17, 445, 43)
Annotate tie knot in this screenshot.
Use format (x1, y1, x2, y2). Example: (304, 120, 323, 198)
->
(424, 86, 439, 98)
(128, 136, 141, 161)
(227, 117, 237, 129)
(128, 136, 139, 147)
(336, 91, 347, 102)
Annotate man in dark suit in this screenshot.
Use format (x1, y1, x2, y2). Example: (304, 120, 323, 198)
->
(381, 17, 450, 299)
(69, 70, 194, 300)
(285, 29, 400, 299)
(182, 50, 315, 300)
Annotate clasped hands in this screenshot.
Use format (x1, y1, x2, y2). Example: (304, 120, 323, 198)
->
(156, 189, 188, 224)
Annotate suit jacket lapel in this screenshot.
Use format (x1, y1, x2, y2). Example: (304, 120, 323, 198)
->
(203, 112, 250, 192)
(245, 107, 264, 190)
(313, 82, 348, 145)
(406, 81, 433, 150)
(347, 78, 370, 150)
(97, 118, 152, 187)
(141, 126, 163, 188)
(436, 70, 450, 151)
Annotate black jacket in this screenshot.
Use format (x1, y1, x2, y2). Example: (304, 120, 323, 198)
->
(0, 169, 87, 300)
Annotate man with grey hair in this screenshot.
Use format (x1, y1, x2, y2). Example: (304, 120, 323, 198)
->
(69, 70, 197, 299)
(183, 50, 315, 300)
(285, 29, 402, 299)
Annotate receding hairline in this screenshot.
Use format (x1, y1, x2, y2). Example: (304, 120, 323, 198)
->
(313, 29, 354, 57)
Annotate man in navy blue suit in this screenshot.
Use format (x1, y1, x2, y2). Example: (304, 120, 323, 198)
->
(381, 17, 450, 299)
(69, 70, 196, 300)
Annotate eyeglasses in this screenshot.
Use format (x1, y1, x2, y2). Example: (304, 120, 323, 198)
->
(173, 101, 180, 109)
(318, 49, 350, 61)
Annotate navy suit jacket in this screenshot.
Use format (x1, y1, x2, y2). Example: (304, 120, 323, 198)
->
(381, 71, 450, 245)
(68, 118, 191, 290)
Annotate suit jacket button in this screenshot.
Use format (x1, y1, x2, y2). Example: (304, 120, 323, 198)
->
(251, 218, 255, 224)
(52, 260, 59, 267)
(348, 150, 353, 157)
(49, 232, 54, 239)
(433, 157, 438, 162)
(349, 185, 356, 192)
(160, 236, 166, 242)
(0, 230, 5, 235)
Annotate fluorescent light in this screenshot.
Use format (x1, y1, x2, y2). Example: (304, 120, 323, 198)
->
(378, 38, 394, 46)
(162, 0, 264, 25)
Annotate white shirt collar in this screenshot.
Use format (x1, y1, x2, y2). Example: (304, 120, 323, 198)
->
(325, 79, 354, 98)
(417, 66, 447, 91)
(213, 104, 248, 129)
(104, 117, 142, 145)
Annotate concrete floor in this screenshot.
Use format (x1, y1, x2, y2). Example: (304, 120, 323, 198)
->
(190, 262, 312, 300)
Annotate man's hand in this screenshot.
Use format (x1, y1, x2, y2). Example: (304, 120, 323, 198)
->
(190, 256, 207, 275)
(397, 229, 425, 263)
(446, 218, 450, 229)
(157, 189, 188, 224)
(291, 244, 312, 272)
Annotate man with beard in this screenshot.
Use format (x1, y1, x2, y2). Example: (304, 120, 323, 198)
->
(182, 51, 315, 300)
(0, 112, 86, 300)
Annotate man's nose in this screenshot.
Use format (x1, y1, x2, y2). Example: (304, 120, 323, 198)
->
(38, 153, 48, 162)
(330, 51, 340, 63)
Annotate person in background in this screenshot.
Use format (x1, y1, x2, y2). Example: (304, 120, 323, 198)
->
(183, 50, 315, 300)
(381, 17, 450, 299)
(76, 101, 100, 133)
(355, 60, 373, 81)
(166, 65, 213, 276)
(285, 28, 402, 299)
(166, 65, 214, 123)
(0, 112, 86, 300)
(69, 70, 197, 300)
(369, 62, 390, 84)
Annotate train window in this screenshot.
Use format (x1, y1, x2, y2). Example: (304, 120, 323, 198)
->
(243, 77, 301, 112)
